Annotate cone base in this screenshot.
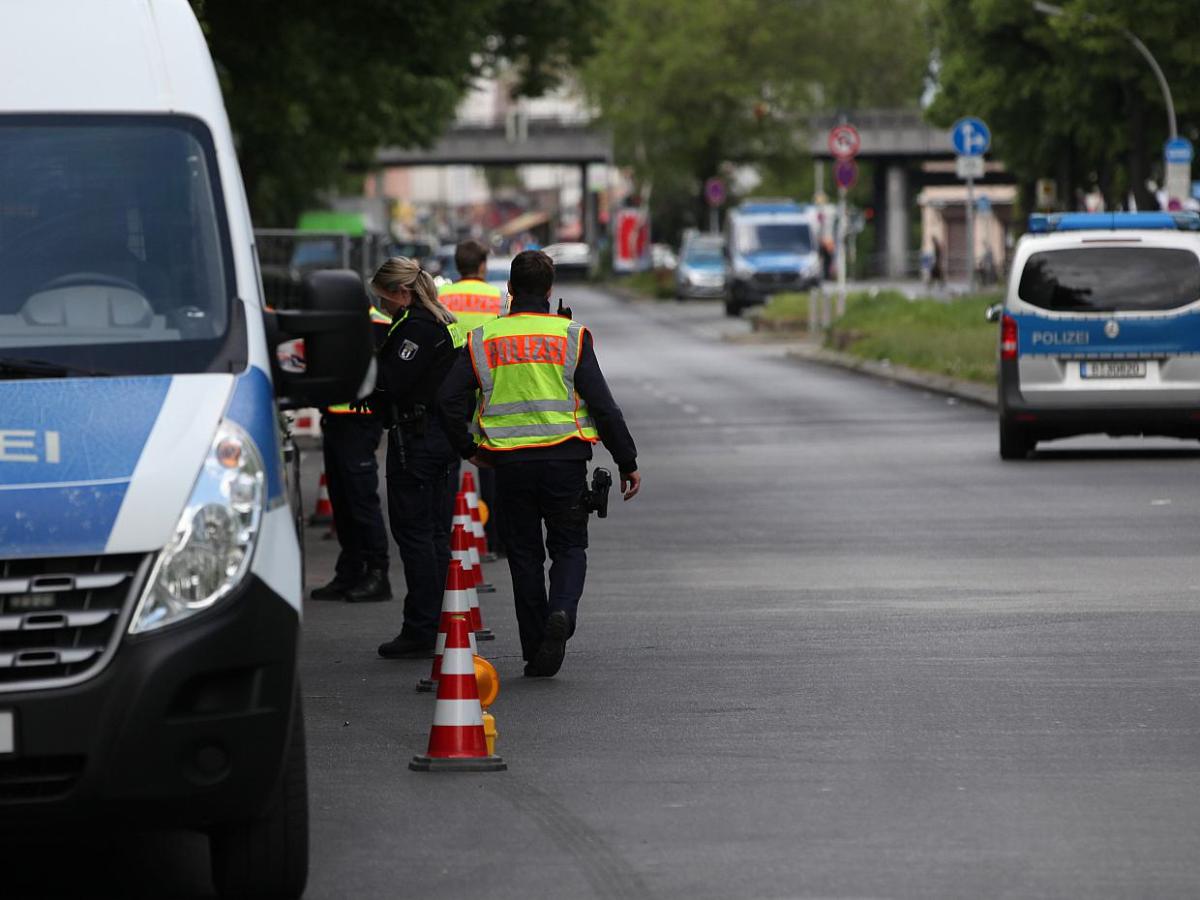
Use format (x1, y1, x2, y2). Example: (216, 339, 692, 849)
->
(409, 754, 506, 772)
(474, 629, 495, 641)
(415, 678, 435, 693)
(477, 583, 497, 594)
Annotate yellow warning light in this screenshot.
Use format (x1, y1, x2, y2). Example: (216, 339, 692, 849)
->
(478, 499, 490, 526)
(473, 655, 499, 709)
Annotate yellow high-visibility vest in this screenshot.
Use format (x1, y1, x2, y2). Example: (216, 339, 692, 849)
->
(327, 306, 393, 414)
(468, 314, 598, 451)
(440, 279, 503, 348)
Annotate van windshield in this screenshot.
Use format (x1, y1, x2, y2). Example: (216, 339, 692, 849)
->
(736, 223, 812, 255)
(1018, 247, 1200, 313)
(0, 116, 240, 378)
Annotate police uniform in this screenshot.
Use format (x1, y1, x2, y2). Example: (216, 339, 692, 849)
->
(312, 305, 392, 602)
(438, 276, 505, 553)
(437, 293, 637, 676)
(373, 304, 460, 657)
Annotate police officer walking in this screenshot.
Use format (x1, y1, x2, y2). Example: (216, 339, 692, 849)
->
(310, 301, 393, 602)
(369, 257, 461, 658)
(439, 250, 641, 677)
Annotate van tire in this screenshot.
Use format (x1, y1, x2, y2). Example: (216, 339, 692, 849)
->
(999, 418, 1034, 460)
(209, 690, 309, 900)
(724, 297, 742, 317)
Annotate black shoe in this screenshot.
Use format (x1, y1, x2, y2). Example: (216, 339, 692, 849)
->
(377, 634, 435, 659)
(345, 569, 392, 603)
(309, 578, 354, 601)
(530, 611, 569, 677)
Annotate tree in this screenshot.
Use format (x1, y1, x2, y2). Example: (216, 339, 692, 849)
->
(926, 0, 1200, 213)
(580, 0, 927, 238)
(191, 0, 605, 225)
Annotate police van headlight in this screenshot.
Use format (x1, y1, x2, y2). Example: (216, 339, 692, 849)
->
(129, 421, 265, 634)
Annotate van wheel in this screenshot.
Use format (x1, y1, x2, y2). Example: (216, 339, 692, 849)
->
(209, 690, 309, 900)
(724, 297, 742, 317)
(999, 418, 1035, 460)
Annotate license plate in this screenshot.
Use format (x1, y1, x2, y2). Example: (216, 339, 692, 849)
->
(0, 711, 13, 755)
(1081, 360, 1147, 379)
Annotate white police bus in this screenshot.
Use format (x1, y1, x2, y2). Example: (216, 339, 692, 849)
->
(724, 200, 822, 317)
(0, 2, 372, 896)
(994, 212, 1200, 459)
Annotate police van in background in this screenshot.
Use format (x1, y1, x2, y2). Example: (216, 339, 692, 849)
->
(723, 200, 822, 317)
(993, 212, 1200, 460)
(0, 2, 372, 897)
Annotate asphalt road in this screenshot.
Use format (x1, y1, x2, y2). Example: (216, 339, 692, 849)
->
(9, 285, 1200, 898)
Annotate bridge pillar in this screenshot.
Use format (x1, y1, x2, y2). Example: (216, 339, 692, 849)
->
(884, 162, 909, 278)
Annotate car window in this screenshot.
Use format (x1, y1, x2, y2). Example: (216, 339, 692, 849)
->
(1018, 247, 1200, 312)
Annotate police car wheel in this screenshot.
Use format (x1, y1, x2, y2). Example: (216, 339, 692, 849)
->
(999, 418, 1035, 461)
(209, 688, 309, 900)
(724, 297, 742, 317)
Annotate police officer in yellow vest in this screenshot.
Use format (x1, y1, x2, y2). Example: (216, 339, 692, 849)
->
(310, 301, 393, 602)
(438, 238, 503, 347)
(438, 239, 505, 553)
(439, 250, 641, 677)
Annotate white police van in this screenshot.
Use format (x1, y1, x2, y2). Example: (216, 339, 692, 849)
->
(995, 212, 1200, 459)
(0, 2, 372, 897)
(724, 200, 822, 317)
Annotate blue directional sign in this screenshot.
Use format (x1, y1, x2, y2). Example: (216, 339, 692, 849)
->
(1165, 137, 1194, 164)
(951, 117, 991, 157)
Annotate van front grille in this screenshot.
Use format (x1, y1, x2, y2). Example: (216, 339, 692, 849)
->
(0, 554, 150, 692)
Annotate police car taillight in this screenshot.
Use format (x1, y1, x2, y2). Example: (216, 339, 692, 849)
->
(1001, 314, 1018, 360)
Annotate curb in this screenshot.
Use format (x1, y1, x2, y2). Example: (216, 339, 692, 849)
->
(785, 344, 998, 409)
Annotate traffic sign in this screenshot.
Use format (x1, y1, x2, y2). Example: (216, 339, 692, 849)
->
(1165, 137, 1194, 164)
(951, 117, 991, 157)
(956, 155, 984, 179)
(704, 176, 726, 207)
(976, 195, 992, 214)
(828, 124, 861, 160)
(834, 159, 858, 190)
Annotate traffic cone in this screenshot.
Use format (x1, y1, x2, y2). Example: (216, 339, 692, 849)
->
(308, 470, 332, 526)
(462, 474, 496, 594)
(450, 495, 493, 641)
(409, 613, 506, 772)
(417, 559, 479, 692)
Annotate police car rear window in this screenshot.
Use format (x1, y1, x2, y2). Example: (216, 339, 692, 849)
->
(1018, 247, 1200, 312)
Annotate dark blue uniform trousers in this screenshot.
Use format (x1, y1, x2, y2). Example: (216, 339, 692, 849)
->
(386, 426, 454, 645)
(495, 460, 588, 661)
(321, 414, 388, 581)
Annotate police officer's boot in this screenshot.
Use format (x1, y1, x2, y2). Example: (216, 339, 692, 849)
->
(345, 568, 392, 603)
(310, 577, 355, 601)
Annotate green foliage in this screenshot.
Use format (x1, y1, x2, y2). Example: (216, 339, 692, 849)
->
(624, 270, 675, 299)
(827, 291, 1001, 384)
(927, 0, 1200, 210)
(191, 0, 604, 225)
(582, 0, 928, 240)
(758, 292, 811, 324)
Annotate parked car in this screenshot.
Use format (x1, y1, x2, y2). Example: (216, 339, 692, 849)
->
(675, 234, 729, 299)
(993, 211, 1200, 459)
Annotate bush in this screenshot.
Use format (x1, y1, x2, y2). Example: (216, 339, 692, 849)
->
(826, 291, 1000, 384)
(625, 269, 676, 300)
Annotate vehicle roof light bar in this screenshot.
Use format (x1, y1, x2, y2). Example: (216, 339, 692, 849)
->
(1028, 212, 1200, 233)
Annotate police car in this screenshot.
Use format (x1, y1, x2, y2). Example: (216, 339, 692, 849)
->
(994, 211, 1200, 459)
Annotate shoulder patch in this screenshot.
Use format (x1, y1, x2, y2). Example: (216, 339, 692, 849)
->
(399, 339, 419, 361)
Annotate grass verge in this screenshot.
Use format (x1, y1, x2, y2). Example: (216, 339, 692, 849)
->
(625, 270, 676, 300)
(826, 290, 1000, 384)
(756, 292, 810, 325)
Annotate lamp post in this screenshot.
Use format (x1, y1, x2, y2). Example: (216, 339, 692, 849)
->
(1032, 1, 1176, 139)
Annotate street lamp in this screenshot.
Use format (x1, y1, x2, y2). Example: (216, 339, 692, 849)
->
(1032, 0, 1176, 138)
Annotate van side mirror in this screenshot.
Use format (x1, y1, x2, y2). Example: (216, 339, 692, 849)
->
(984, 303, 1004, 323)
(265, 269, 375, 410)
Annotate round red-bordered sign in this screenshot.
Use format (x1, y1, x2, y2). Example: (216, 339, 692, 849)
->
(828, 124, 861, 160)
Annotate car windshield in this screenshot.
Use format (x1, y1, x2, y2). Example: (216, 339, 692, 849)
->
(686, 240, 725, 264)
(0, 116, 239, 377)
(737, 223, 812, 255)
(1019, 247, 1200, 312)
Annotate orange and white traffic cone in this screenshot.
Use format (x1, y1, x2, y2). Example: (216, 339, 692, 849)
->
(450, 495, 493, 641)
(409, 613, 506, 772)
(308, 470, 333, 526)
(418, 559, 479, 692)
(462, 473, 496, 594)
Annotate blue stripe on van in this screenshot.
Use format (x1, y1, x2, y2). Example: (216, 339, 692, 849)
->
(1015, 310, 1200, 356)
(0, 376, 170, 558)
(225, 366, 283, 501)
